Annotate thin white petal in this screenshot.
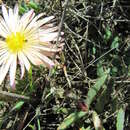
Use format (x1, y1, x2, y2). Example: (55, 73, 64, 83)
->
(0, 46, 7, 52)
(0, 28, 8, 37)
(23, 49, 43, 65)
(23, 28, 38, 39)
(32, 51, 55, 68)
(40, 26, 58, 34)
(31, 45, 60, 52)
(18, 52, 30, 71)
(9, 55, 17, 86)
(0, 18, 10, 37)
(0, 54, 13, 85)
(40, 50, 55, 57)
(19, 10, 35, 31)
(37, 16, 54, 27)
(0, 51, 9, 65)
(14, 4, 19, 16)
(42, 23, 55, 29)
(9, 8, 16, 31)
(0, 16, 10, 34)
(2, 5, 9, 24)
(13, 4, 19, 32)
(39, 32, 58, 42)
(24, 13, 44, 32)
(19, 58, 25, 79)
(1, 5, 12, 32)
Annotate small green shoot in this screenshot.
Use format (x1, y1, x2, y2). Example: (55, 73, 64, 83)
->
(111, 36, 119, 49)
(116, 108, 125, 130)
(104, 28, 112, 41)
(11, 101, 24, 111)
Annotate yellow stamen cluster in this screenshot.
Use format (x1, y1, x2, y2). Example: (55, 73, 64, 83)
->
(6, 32, 26, 53)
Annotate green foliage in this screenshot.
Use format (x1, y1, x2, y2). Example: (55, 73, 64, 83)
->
(56, 107, 71, 115)
(11, 101, 24, 111)
(111, 36, 119, 49)
(28, 124, 35, 130)
(97, 61, 105, 77)
(85, 70, 109, 106)
(104, 28, 112, 41)
(95, 85, 107, 113)
(58, 70, 109, 129)
(92, 47, 96, 55)
(37, 118, 41, 130)
(116, 108, 125, 130)
(19, 0, 39, 14)
(19, 6, 28, 14)
(0, 0, 129, 130)
(58, 111, 87, 130)
(80, 126, 91, 130)
(28, 1, 39, 10)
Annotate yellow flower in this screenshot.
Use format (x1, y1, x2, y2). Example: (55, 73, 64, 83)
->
(0, 4, 63, 87)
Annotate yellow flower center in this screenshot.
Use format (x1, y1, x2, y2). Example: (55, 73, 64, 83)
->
(6, 32, 26, 53)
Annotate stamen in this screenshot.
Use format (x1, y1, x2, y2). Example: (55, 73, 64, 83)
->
(6, 32, 26, 53)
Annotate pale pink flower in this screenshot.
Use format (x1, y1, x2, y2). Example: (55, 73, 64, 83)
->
(0, 5, 63, 87)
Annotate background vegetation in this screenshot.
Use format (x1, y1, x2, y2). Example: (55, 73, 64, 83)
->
(0, 0, 130, 130)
